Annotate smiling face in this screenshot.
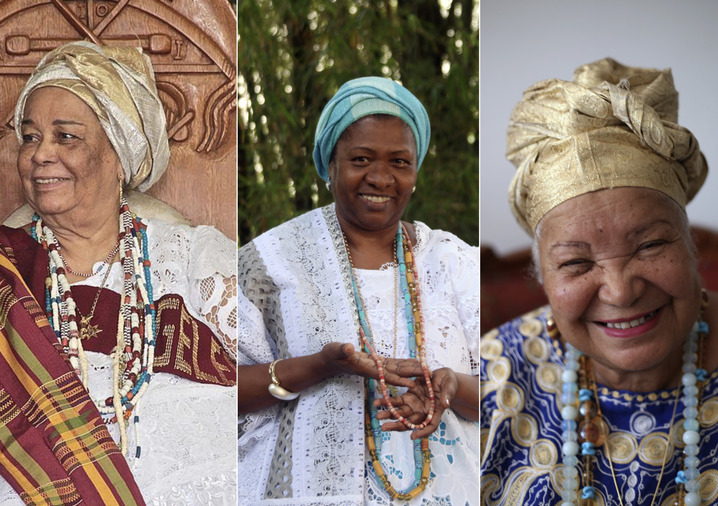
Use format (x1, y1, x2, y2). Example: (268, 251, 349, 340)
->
(537, 187, 702, 389)
(329, 115, 418, 235)
(17, 87, 123, 222)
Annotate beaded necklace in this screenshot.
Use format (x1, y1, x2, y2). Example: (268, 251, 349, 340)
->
(554, 294, 708, 506)
(344, 223, 434, 501)
(33, 197, 156, 457)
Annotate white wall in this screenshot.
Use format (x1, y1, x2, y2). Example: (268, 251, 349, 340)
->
(480, 0, 718, 255)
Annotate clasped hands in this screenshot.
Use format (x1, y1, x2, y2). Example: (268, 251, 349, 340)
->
(323, 342, 457, 439)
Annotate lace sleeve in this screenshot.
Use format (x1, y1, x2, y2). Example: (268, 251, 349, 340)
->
(147, 220, 237, 358)
(450, 239, 480, 375)
(188, 226, 237, 359)
(416, 223, 480, 375)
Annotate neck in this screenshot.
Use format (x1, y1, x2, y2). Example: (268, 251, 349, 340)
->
(340, 218, 403, 270)
(39, 204, 120, 282)
(589, 351, 684, 392)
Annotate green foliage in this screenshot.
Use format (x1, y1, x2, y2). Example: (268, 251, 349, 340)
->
(238, 0, 478, 246)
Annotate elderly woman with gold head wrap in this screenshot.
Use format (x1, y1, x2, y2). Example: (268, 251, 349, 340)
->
(0, 42, 237, 505)
(238, 77, 479, 505)
(480, 58, 717, 506)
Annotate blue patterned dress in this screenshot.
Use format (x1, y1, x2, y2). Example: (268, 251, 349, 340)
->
(480, 307, 718, 505)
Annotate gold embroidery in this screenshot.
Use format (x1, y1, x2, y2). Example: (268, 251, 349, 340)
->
(529, 439, 557, 467)
(497, 383, 523, 412)
(606, 432, 637, 464)
(512, 413, 538, 446)
(518, 318, 543, 339)
(638, 432, 671, 466)
(525, 335, 550, 364)
(174, 307, 194, 376)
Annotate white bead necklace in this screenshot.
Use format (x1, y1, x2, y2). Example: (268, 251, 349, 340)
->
(556, 310, 708, 506)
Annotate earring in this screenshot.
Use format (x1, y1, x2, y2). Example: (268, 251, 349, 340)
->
(412, 186, 416, 193)
(326, 180, 332, 191)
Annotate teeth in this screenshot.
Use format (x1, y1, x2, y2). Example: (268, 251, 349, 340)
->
(362, 195, 390, 203)
(605, 310, 657, 329)
(35, 178, 65, 184)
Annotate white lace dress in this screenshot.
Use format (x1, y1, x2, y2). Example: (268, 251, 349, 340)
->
(0, 218, 238, 506)
(238, 205, 480, 505)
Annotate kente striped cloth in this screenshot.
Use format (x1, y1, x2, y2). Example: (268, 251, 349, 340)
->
(0, 247, 144, 505)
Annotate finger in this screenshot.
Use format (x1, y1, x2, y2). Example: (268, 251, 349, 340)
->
(343, 342, 356, 357)
(410, 409, 443, 440)
(381, 373, 416, 389)
(378, 420, 410, 432)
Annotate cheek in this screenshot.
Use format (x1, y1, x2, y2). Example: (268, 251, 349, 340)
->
(17, 148, 32, 176)
(544, 275, 595, 321)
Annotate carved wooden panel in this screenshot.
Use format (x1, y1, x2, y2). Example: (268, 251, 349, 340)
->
(0, 0, 237, 239)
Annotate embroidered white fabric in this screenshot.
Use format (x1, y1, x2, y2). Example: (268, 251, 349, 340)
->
(238, 207, 480, 505)
(0, 218, 237, 505)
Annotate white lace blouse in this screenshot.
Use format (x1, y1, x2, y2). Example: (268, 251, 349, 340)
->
(0, 218, 238, 506)
(238, 206, 480, 505)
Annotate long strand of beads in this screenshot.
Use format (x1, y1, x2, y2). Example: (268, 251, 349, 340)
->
(344, 223, 431, 500)
(676, 316, 708, 506)
(34, 197, 155, 458)
(557, 307, 708, 506)
(560, 343, 581, 506)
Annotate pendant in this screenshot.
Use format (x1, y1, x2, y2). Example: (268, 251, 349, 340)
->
(80, 315, 102, 340)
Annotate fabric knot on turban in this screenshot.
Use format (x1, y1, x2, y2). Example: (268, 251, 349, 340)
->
(14, 41, 170, 192)
(313, 76, 431, 181)
(506, 57, 708, 235)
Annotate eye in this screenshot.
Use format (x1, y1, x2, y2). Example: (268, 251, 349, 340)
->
(636, 239, 670, 258)
(351, 156, 369, 164)
(393, 158, 412, 167)
(558, 258, 593, 275)
(21, 133, 38, 143)
(638, 240, 666, 250)
(58, 132, 77, 141)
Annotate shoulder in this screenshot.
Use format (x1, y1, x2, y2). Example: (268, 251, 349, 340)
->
(412, 221, 478, 278)
(241, 207, 327, 250)
(481, 306, 558, 395)
(414, 221, 477, 258)
(143, 217, 235, 278)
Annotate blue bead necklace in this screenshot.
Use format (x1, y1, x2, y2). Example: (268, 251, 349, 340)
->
(554, 293, 708, 506)
(344, 223, 433, 500)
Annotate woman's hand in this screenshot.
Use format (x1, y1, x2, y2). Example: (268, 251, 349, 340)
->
(321, 342, 423, 389)
(374, 367, 458, 439)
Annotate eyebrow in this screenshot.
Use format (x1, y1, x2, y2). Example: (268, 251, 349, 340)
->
(348, 146, 414, 155)
(21, 119, 87, 126)
(626, 219, 675, 240)
(549, 219, 677, 252)
(550, 241, 589, 252)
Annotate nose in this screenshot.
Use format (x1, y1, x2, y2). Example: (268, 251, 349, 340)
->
(365, 162, 393, 188)
(31, 137, 58, 165)
(597, 263, 645, 308)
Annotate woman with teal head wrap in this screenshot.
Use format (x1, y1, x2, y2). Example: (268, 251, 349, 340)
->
(313, 76, 431, 181)
(238, 76, 479, 505)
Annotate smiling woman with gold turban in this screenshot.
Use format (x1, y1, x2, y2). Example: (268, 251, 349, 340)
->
(480, 58, 717, 506)
(238, 76, 480, 505)
(0, 42, 237, 505)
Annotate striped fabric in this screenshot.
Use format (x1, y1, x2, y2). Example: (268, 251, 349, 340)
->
(0, 251, 145, 505)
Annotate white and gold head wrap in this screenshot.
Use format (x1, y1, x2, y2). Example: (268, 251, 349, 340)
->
(14, 41, 170, 192)
(506, 57, 708, 235)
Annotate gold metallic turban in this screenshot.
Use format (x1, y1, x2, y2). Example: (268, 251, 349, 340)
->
(14, 41, 170, 192)
(506, 57, 708, 235)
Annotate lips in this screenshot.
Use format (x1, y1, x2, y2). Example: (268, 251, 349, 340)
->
(34, 177, 69, 184)
(602, 309, 659, 329)
(360, 194, 391, 204)
(595, 307, 662, 338)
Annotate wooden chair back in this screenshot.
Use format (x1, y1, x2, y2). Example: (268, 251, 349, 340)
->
(0, 0, 237, 239)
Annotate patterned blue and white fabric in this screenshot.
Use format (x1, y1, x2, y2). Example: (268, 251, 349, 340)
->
(480, 307, 718, 505)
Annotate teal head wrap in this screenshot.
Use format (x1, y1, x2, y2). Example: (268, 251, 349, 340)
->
(313, 76, 431, 181)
